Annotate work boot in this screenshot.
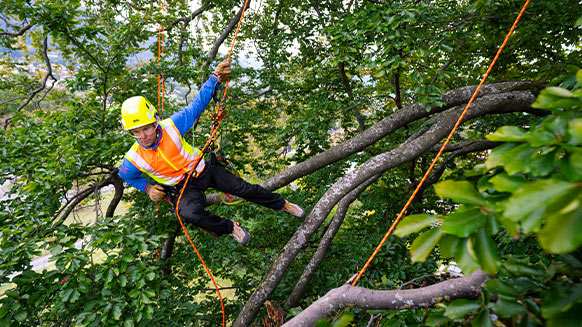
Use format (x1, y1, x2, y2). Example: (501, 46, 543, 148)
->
(231, 221, 250, 245)
(281, 200, 306, 219)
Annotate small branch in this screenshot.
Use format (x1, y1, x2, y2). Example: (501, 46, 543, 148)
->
(62, 25, 105, 73)
(200, 0, 252, 81)
(17, 36, 57, 111)
(52, 172, 117, 225)
(231, 86, 273, 105)
(338, 61, 365, 132)
(106, 173, 124, 218)
(168, 0, 211, 31)
(0, 23, 33, 36)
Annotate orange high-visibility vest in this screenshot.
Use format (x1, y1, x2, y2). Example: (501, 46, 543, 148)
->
(124, 119, 205, 186)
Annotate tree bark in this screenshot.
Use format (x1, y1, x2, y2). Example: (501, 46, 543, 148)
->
(286, 174, 381, 307)
(233, 90, 538, 327)
(206, 82, 535, 205)
(282, 270, 490, 327)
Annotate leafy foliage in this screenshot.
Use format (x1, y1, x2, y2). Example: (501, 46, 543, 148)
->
(397, 70, 582, 326)
(1, 0, 582, 326)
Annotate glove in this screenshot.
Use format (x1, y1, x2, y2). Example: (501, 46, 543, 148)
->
(213, 59, 231, 82)
(147, 184, 166, 202)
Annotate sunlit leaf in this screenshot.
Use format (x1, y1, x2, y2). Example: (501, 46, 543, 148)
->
(394, 214, 439, 237)
(434, 180, 486, 205)
(410, 228, 443, 262)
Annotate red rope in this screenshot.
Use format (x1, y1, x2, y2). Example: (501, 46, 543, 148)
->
(351, 0, 531, 286)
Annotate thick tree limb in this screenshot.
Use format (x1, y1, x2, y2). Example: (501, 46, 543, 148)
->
(286, 174, 381, 307)
(206, 82, 534, 204)
(233, 90, 538, 327)
(282, 270, 490, 327)
(259, 82, 533, 192)
(207, 83, 533, 205)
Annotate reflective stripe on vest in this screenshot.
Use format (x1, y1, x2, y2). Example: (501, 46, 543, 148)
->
(125, 119, 205, 186)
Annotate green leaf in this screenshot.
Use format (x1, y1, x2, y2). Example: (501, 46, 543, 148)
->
(529, 150, 556, 177)
(504, 144, 537, 175)
(568, 118, 582, 145)
(532, 87, 580, 110)
(537, 196, 582, 253)
(69, 289, 80, 303)
(486, 279, 517, 298)
(14, 310, 27, 322)
(504, 260, 545, 277)
(438, 234, 460, 258)
(503, 179, 576, 222)
(469, 228, 500, 275)
(542, 283, 582, 319)
(444, 299, 481, 319)
(434, 180, 486, 205)
(61, 288, 74, 302)
(486, 126, 526, 142)
(524, 128, 557, 147)
(394, 214, 439, 237)
(124, 319, 135, 327)
(489, 174, 527, 193)
(546, 302, 582, 327)
(452, 237, 480, 274)
(521, 207, 544, 234)
(492, 300, 525, 317)
(441, 207, 488, 238)
(560, 150, 582, 182)
(331, 312, 354, 327)
(410, 228, 443, 262)
(484, 143, 519, 169)
(472, 309, 492, 327)
(113, 304, 122, 320)
(425, 310, 450, 326)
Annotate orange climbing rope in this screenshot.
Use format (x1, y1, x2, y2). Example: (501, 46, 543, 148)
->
(157, 0, 166, 115)
(351, 0, 531, 287)
(171, 1, 250, 326)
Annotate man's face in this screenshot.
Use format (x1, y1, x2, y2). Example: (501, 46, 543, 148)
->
(130, 122, 158, 147)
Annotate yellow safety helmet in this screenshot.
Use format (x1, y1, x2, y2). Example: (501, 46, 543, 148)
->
(120, 96, 158, 130)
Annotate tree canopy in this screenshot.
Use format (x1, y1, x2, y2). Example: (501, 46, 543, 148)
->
(1, 0, 581, 326)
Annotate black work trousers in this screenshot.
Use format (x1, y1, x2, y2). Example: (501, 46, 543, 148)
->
(169, 158, 285, 236)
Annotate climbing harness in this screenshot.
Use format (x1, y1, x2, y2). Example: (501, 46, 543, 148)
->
(351, 0, 531, 286)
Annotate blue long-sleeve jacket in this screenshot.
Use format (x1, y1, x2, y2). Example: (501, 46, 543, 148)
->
(119, 75, 219, 192)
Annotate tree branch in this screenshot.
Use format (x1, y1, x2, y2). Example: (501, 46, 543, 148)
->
(0, 23, 33, 36)
(17, 36, 57, 111)
(286, 174, 381, 307)
(233, 90, 538, 326)
(282, 270, 490, 327)
(168, 0, 211, 31)
(339, 61, 365, 132)
(200, 0, 252, 81)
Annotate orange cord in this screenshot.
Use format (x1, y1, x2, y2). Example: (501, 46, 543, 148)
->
(171, 1, 250, 326)
(351, 0, 531, 287)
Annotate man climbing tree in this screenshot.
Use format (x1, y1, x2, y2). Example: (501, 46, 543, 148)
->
(118, 59, 305, 245)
